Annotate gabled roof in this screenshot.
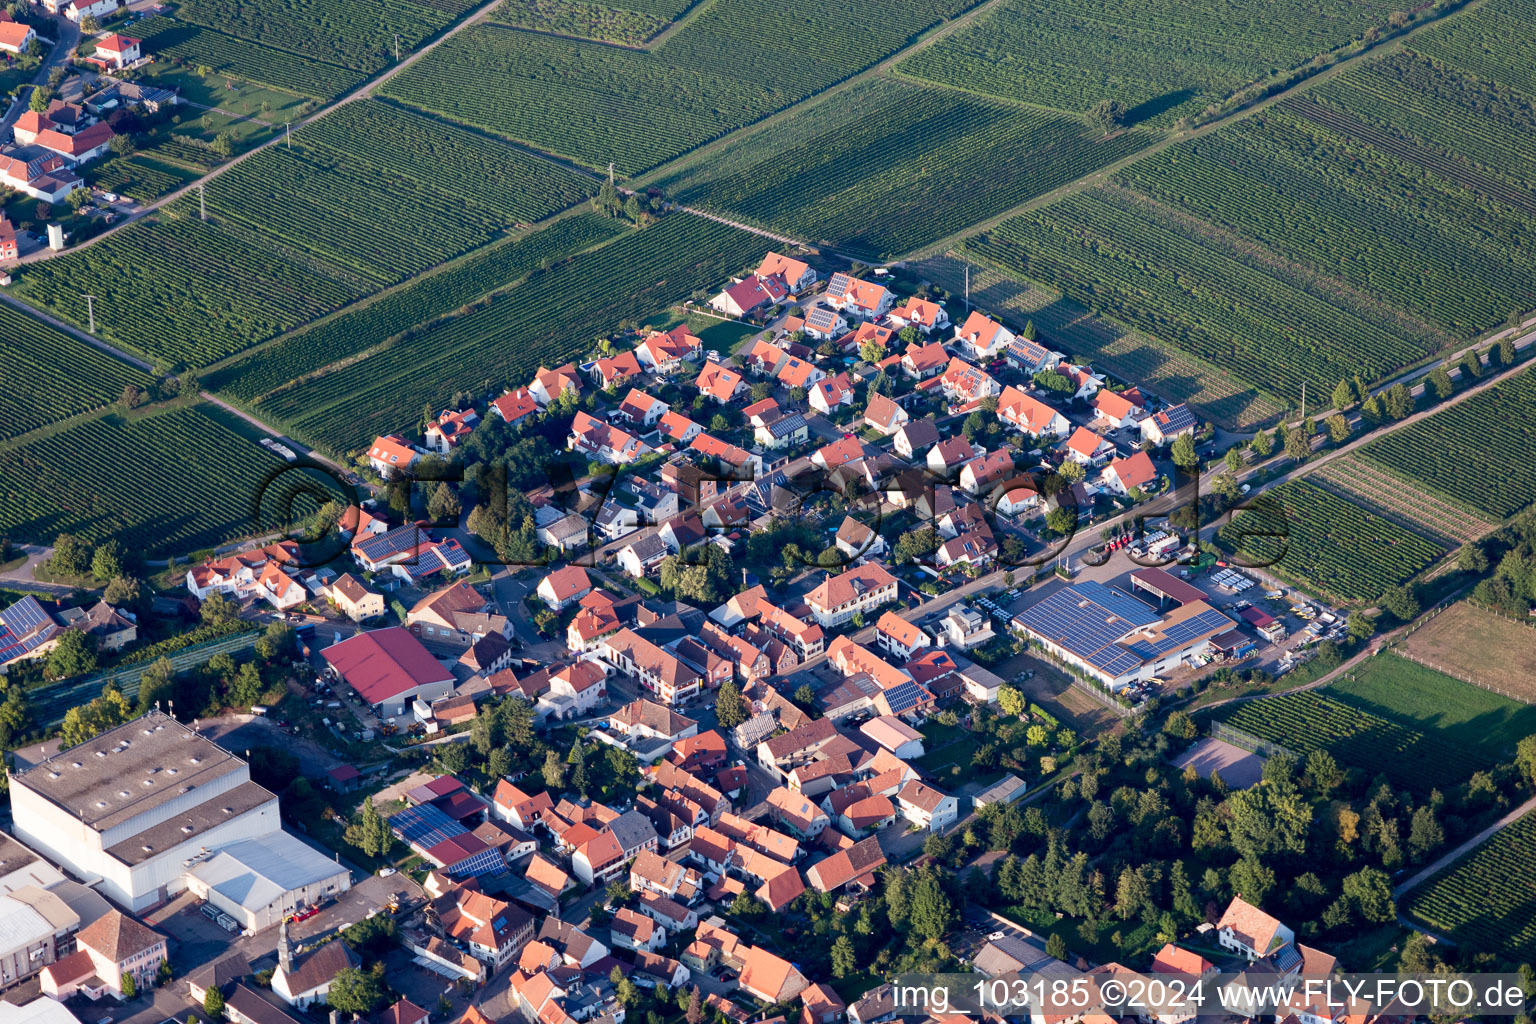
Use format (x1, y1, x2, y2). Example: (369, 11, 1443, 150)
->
(1217, 896, 1286, 955)
(863, 392, 906, 430)
(1106, 451, 1156, 490)
(1063, 426, 1108, 458)
(826, 273, 888, 312)
(368, 434, 418, 467)
(902, 341, 949, 372)
(75, 909, 162, 963)
(322, 628, 453, 704)
(1092, 389, 1138, 421)
(955, 310, 1007, 350)
(805, 836, 885, 891)
(997, 386, 1065, 434)
(696, 361, 745, 401)
(808, 563, 897, 613)
(891, 296, 944, 328)
(540, 565, 592, 603)
(758, 252, 810, 285)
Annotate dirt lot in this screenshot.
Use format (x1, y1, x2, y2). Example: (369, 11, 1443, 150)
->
(994, 651, 1122, 734)
(1172, 737, 1266, 788)
(1401, 601, 1536, 701)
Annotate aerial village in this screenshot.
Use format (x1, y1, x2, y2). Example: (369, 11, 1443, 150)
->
(0, 251, 1398, 1024)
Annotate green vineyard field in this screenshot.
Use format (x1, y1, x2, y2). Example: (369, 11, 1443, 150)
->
(0, 305, 152, 441)
(134, 17, 366, 99)
(1358, 366, 1536, 519)
(1216, 480, 1444, 602)
(1405, 811, 1536, 961)
(381, 0, 979, 174)
(254, 214, 762, 452)
(1222, 690, 1469, 792)
(208, 214, 629, 401)
(649, 77, 1149, 259)
(0, 405, 332, 554)
(895, 0, 1396, 122)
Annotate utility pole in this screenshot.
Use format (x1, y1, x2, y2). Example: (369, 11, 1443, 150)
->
(1301, 382, 1306, 421)
(965, 263, 970, 314)
(394, 33, 400, 60)
(83, 294, 95, 334)
(284, 122, 292, 149)
(199, 182, 206, 222)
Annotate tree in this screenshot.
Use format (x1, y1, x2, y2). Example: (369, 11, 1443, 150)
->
(109, 133, 137, 157)
(1461, 349, 1482, 380)
(568, 739, 588, 795)
(1408, 805, 1443, 861)
(212, 132, 234, 159)
(1087, 98, 1128, 133)
(327, 967, 384, 1016)
(1499, 335, 1516, 366)
(1457, 542, 1488, 573)
(1330, 378, 1355, 411)
(997, 684, 1025, 717)
(1514, 735, 1536, 791)
(121, 972, 137, 999)
(1326, 413, 1351, 443)
(1226, 779, 1312, 858)
(1359, 393, 1383, 426)
(715, 678, 747, 729)
(1340, 867, 1395, 924)
(859, 338, 885, 364)
(46, 629, 97, 680)
(1303, 749, 1342, 798)
(200, 591, 238, 626)
(1283, 427, 1311, 461)
(1381, 586, 1419, 622)
(1162, 710, 1196, 740)
(80, 12, 100, 31)
(542, 749, 564, 789)
(89, 538, 127, 581)
(1114, 866, 1151, 920)
(1228, 857, 1276, 906)
(624, 194, 643, 222)
(1427, 365, 1454, 400)
(830, 935, 856, 978)
(1383, 383, 1413, 420)
(685, 987, 704, 1024)
(1249, 430, 1273, 457)
(346, 797, 392, 858)
(1045, 933, 1068, 960)
(906, 870, 954, 940)
(487, 747, 513, 779)
(203, 983, 225, 1017)
(1169, 433, 1198, 468)
(49, 532, 93, 576)
(1056, 458, 1085, 483)
(1022, 319, 1037, 341)
(427, 482, 461, 522)
(137, 656, 177, 712)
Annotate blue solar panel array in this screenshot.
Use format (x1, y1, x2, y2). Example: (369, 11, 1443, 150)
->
(1124, 608, 1234, 660)
(356, 524, 423, 564)
(1156, 404, 1198, 434)
(880, 680, 927, 714)
(390, 804, 463, 849)
(0, 596, 60, 664)
(1015, 585, 1159, 677)
(449, 846, 507, 878)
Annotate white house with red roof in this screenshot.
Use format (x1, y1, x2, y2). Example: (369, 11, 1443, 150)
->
(1100, 451, 1157, 496)
(823, 273, 892, 319)
(758, 252, 816, 293)
(537, 565, 593, 611)
(617, 388, 669, 428)
(12, 104, 115, 163)
(657, 408, 702, 443)
(959, 449, 1014, 497)
(1060, 426, 1115, 466)
(809, 373, 853, 414)
(888, 296, 948, 334)
(710, 273, 789, 317)
(1056, 361, 1105, 400)
(938, 357, 1000, 407)
(590, 350, 643, 390)
(0, 21, 35, 54)
(635, 325, 701, 372)
(953, 311, 1015, 360)
(0, 151, 81, 202)
(368, 434, 422, 478)
(1216, 896, 1293, 960)
(489, 387, 538, 428)
(874, 611, 929, 659)
(844, 321, 894, 357)
(323, 627, 455, 716)
(807, 563, 898, 627)
(54, 0, 117, 22)
(568, 411, 651, 464)
(695, 361, 746, 403)
(900, 340, 949, 379)
(997, 386, 1071, 439)
(862, 393, 909, 436)
(1090, 388, 1144, 429)
(529, 364, 581, 406)
(424, 407, 479, 453)
(88, 31, 140, 67)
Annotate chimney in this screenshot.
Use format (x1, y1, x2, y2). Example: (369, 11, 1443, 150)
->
(278, 918, 293, 975)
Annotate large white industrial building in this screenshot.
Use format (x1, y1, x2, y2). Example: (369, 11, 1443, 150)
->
(8, 711, 286, 912)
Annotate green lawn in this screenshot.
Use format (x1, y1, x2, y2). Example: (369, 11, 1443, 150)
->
(141, 64, 310, 119)
(1324, 652, 1536, 765)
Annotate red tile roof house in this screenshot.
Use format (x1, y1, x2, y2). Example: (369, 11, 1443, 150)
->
(12, 108, 115, 163)
(529, 364, 582, 407)
(590, 350, 644, 390)
(959, 448, 1015, 497)
(42, 910, 165, 999)
(997, 385, 1072, 440)
(952, 310, 1016, 360)
(322, 627, 454, 717)
(493, 781, 555, 831)
(710, 272, 789, 317)
(1060, 426, 1115, 467)
(823, 273, 892, 319)
(758, 251, 817, 293)
(807, 562, 899, 627)
(900, 340, 950, 379)
(0, 150, 80, 203)
(1100, 451, 1158, 496)
(804, 835, 885, 893)
(926, 436, 979, 478)
(537, 565, 593, 611)
(609, 906, 664, 953)
(695, 360, 748, 403)
(888, 296, 949, 334)
(635, 324, 702, 372)
(367, 434, 422, 478)
(0, 20, 35, 54)
(1091, 388, 1145, 430)
(862, 392, 910, 436)
(424, 407, 480, 453)
(568, 410, 652, 464)
(617, 388, 670, 428)
(1215, 895, 1294, 960)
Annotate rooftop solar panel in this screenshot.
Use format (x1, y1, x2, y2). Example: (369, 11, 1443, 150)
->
(391, 804, 467, 848)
